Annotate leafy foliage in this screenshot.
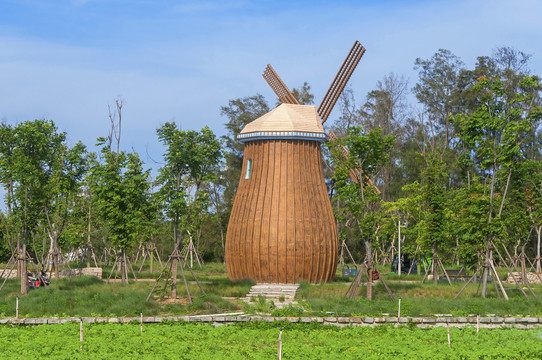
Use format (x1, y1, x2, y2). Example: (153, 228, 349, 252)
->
(329, 126, 395, 247)
(155, 123, 222, 247)
(91, 144, 152, 250)
(0, 322, 540, 359)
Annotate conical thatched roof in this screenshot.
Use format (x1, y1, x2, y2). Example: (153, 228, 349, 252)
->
(238, 104, 326, 142)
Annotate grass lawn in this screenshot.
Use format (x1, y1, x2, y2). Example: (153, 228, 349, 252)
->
(0, 261, 541, 318)
(0, 262, 253, 318)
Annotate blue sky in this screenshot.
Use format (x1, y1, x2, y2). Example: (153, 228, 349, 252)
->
(1, 0, 541, 170)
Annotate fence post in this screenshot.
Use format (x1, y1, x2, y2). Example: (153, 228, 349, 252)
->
(446, 322, 451, 348)
(80, 320, 84, 350)
(277, 327, 283, 360)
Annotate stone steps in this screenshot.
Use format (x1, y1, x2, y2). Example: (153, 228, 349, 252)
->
(504, 272, 542, 284)
(244, 283, 299, 308)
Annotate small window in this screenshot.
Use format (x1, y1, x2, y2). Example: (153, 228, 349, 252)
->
(245, 159, 252, 179)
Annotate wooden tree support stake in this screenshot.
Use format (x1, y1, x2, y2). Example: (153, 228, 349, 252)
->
(492, 271, 502, 299)
(454, 266, 480, 299)
(345, 263, 365, 299)
(185, 265, 205, 294)
(146, 255, 173, 302)
(438, 258, 452, 286)
(373, 264, 395, 302)
(489, 256, 508, 300)
(421, 260, 429, 284)
(0, 255, 17, 293)
(339, 240, 357, 267)
(493, 241, 539, 300)
(178, 257, 192, 304)
(490, 242, 529, 299)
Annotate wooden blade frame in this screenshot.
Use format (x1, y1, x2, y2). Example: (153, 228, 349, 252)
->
(318, 41, 366, 124)
(262, 64, 299, 105)
(261, 41, 374, 191)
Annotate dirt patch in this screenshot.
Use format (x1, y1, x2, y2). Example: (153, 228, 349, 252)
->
(105, 278, 156, 283)
(156, 297, 191, 305)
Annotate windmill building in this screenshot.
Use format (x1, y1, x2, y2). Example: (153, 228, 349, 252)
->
(226, 41, 366, 284)
(226, 104, 337, 283)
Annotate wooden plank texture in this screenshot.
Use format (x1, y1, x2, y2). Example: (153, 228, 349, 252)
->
(226, 139, 337, 283)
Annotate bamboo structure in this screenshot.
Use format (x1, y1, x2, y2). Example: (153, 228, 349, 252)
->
(226, 104, 337, 283)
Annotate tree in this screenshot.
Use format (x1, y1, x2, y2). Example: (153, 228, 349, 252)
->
(525, 161, 542, 273)
(0, 120, 73, 294)
(384, 181, 425, 269)
(361, 73, 409, 136)
(207, 161, 227, 262)
(41, 140, 87, 280)
(91, 100, 153, 283)
(331, 86, 364, 138)
(155, 123, 221, 299)
(291, 82, 315, 105)
(453, 75, 542, 296)
(91, 146, 152, 283)
(421, 156, 448, 284)
(329, 126, 395, 299)
(413, 49, 465, 128)
(360, 73, 410, 200)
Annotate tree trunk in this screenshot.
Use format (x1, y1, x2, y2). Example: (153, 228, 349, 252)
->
(87, 205, 92, 268)
(50, 234, 60, 281)
(432, 241, 438, 285)
(126, 251, 130, 282)
(53, 248, 60, 281)
(213, 186, 226, 262)
(521, 244, 527, 284)
(365, 240, 373, 301)
(16, 239, 21, 278)
(537, 227, 541, 273)
(20, 241, 27, 295)
(481, 247, 490, 298)
(170, 256, 178, 299)
(121, 249, 127, 284)
(170, 220, 179, 299)
(513, 240, 519, 268)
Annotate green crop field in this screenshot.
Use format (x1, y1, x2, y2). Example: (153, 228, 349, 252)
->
(0, 321, 541, 359)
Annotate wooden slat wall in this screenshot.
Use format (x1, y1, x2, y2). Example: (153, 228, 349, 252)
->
(226, 139, 338, 283)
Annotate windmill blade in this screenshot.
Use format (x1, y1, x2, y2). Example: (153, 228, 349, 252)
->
(262, 64, 299, 105)
(318, 41, 366, 124)
(327, 129, 380, 194)
(327, 130, 362, 182)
